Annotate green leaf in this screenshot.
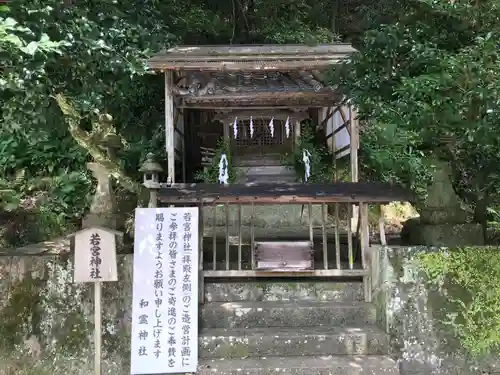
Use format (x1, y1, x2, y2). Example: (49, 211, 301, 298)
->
(20, 41, 38, 55)
(3, 17, 17, 28)
(3, 34, 23, 47)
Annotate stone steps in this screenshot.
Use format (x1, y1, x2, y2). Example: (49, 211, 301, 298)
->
(198, 355, 399, 375)
(199, 325, 390, 358)
(201, 300, 376, 329)
(198, 281, 396, 375)
(204, 281, 364, 302)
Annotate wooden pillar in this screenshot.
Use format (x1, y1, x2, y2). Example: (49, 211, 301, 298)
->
(330, 106, 337, 181)
(349, 105, 360, 234)
(165, 71, 175, 184)
(360, 203, 371, 302)
(294, 120, 301, 148)
(349, 105, 359, 182)
(223, 120, 230, 141)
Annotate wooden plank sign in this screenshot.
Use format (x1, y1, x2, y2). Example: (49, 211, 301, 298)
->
(254, 241, 314, 271)
(70, 225, 120, 375)
(131, 207, 199, 375)
(73, 227, 118, 283)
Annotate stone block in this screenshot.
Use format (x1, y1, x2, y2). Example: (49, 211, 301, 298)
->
(199, 326, 389, 358)
(204, 282, 364, 302)
(198, 355, 399, 375)
(402, 220, 484, 246)
(372, 245, 499, 375)
(201, 301, 376, 329)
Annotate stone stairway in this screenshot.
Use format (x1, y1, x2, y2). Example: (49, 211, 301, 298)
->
(235, 164, 297, 183)
(198, 281, 398, 374)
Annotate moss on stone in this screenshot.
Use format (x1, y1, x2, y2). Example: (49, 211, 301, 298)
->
(416, 246, 500, 358)
(0, 255, 132, 374)
(214, 342, 250, 358)
(0, 276, 43, 349)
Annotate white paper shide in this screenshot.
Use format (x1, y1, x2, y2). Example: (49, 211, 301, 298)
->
(131, 207, 199, 375)
(73, 227, 118, 283)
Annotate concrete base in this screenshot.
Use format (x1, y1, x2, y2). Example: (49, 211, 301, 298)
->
(401, 220, 484, 246)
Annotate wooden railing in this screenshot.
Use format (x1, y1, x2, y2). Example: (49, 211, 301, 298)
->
(155, 182, 412, 303)
(198, 202, 363, 276)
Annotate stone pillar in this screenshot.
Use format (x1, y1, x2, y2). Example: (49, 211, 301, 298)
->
(83, 162, 117, 229)
(402, 160, 484, 246)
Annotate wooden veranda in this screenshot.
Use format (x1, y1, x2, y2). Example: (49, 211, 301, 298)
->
(145, 44, 411, 302)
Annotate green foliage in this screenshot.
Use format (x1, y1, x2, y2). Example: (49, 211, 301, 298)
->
(337, 0, 500, 212)
(283, 122, 333, 183)
(0, 0, 372, 247)
(360, 122, 433, 198)
(0, 129, 92, 244)
(194, 138, 237, 184)
(417, 247, 500, 357)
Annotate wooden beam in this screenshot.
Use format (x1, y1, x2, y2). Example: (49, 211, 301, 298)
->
(159, 44, 356, 57)
(179, 106, 329, 110)
(157, 182, 414, 205)
(319, 106, 334, 129)
(213, 110, 309, 123)
(203, 269, 367, 278)
(149, 59, 349, 71)
(325, 121, 348, 140)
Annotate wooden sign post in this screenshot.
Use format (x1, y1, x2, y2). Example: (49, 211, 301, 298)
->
(71, 226, 121, 375)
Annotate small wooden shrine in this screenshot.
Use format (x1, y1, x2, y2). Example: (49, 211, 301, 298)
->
(145, 44, 412, 303)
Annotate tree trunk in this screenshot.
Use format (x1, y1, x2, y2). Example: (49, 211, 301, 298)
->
(474, 195, 488, 243)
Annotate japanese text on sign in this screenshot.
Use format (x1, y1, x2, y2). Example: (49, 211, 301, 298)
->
(89, 233, 102, 279)
(131, 207, 199, 375)
(73, 227, 118, 283)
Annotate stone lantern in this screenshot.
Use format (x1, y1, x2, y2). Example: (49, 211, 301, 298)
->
(139, 153, 163, 188)
(139, 153, 163, 208)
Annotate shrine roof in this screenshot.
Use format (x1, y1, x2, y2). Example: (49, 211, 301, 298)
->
(176, 70, 342, 108)
(148, 44, 356, 71)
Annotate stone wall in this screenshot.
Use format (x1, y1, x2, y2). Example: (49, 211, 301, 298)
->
(373, 245, 500, 375)
(0, 253, 133, 375)
(3, 246, 500, 375)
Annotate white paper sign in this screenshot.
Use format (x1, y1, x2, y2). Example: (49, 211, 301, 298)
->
(131, 207, 199, 375)
(73, 227, 118, 283)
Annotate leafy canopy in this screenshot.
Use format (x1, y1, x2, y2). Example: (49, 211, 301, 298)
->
(338, 0, 500, 211)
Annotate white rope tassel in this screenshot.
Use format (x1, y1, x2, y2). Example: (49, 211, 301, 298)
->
(302, 149, 312, 182)
(250, 116, 254, 138)
(269, 117, 275, 138)
(218, 153, 229, 185)
(233, 117, 238, 139)
(285, 116, 290, 138)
